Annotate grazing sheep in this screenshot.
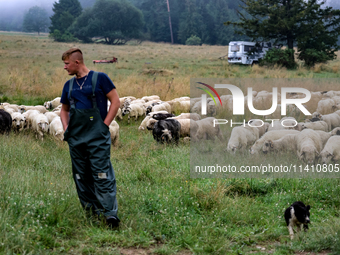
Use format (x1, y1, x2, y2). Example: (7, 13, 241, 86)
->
(49, 117, 64, 141)
(32, 113, 49, 140)
(171, 113, 201, 121)
(142, 95, 160, 102)
(109, 120, 119, 146)
(0, 109, 12, 135)
(191, 117, 223, 142)
(250, 130, 300, 154)
(11, 112, 26, 132)
(152, 119, 181, 144)
(227, 125, 260, 153)
(122, 104, 145, 123)
(44, 97, 61, 110)
(44, 112, 59, 124)
(316, 98, 337, 115)
(146, 102, 172, 115)
(301, 121, 329, 132)
(138, 111, 168, 131)
(296, 129, 323, 164)
(320, 136, 340, 163)
(312, 112, 340, 131)
(22, 110, 40, 129)
(262, 134, 297, 154)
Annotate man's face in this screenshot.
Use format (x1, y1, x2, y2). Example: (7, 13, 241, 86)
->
(63, 57, 78, 76)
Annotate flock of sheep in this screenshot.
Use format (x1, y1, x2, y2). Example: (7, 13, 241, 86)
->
(2, 88, 340, 164)
(190, 89, 340, 165)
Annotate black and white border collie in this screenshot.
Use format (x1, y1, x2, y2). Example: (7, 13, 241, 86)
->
(284, 201, 311, 240)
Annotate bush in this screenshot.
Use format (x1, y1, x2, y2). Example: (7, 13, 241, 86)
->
(298, 48, 334, 68)
(49, 29, 77, 42)
(185, 35, 202, 46)
(260, 48, 297, 69)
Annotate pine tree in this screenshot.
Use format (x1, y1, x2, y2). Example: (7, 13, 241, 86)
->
(49, 0, 82, 38)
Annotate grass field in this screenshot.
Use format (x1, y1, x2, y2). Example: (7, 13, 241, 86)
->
(1, 32, 340, 254)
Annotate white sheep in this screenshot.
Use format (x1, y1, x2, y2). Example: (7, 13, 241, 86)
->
(44, 97, 61, 110)
(122, 104, 145, 123)
(296, 129, 323, 164)
(301, 121, 329, 132)
(138, 111, 168, 131)
(320, 136, 340, 163)
(262, 134, 298, 154)
(227, 125, 259, 153)
(316, 98, 337, 115)
(109, 120, 119, 146)
(191, 117, 222, 142)
(32, 113, 49, 140)
(44, 112, 59, 124)
(49, 117, 64, 141)
(250, 130, 300, 154)
(22, 110, 40, 129)
(142, 95, 160, 102)
(11, 112, 26, 132)
(312, 112, 340, 131)
(151, 102, 172, 114)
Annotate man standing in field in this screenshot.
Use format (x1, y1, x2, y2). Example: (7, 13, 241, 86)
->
(60, 48, 120, 228)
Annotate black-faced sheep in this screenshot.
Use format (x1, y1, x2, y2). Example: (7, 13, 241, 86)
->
(152, 119, 181, 144)
(0, 109, 12, 135)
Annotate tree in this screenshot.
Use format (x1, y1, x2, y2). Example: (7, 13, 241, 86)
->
(227, 0, 340, 67)
(22, 6, 49, 34)
(70, 0, 144, 45)
(49, 0, 82, 41)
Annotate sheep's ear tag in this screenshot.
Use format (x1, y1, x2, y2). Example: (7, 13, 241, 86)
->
(89, 116, 94, 121)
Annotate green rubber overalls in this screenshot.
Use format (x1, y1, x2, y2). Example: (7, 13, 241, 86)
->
(63, 72, 118, 219)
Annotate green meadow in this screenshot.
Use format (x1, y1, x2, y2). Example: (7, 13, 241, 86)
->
(1, 32, 340, 254)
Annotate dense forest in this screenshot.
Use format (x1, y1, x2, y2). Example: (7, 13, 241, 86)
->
(0, 0, 244, 45)
(0, 0, 339, 45)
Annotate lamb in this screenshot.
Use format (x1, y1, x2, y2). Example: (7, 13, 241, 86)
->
(152, 118, 181, 144)
(122, 104, 145, 123)
(32, 113, 49, 140)
(49, 117, 64, 141)
(227, 125, 260, 153)
(11, 112, 26, 132)
(44, 97, 61, 110)
(191, 117, 223, 142)
(320, 136, 340, 163)
(250, 130, 300, 154)
(109, 120, 119, 146)
(0, 109, 12, 135)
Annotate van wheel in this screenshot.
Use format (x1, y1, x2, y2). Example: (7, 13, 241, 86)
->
(251, 61, 258, 66)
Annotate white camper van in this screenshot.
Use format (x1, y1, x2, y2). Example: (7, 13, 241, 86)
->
(228, 41, 272, 65)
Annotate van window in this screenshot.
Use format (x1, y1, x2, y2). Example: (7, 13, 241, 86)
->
(230, 45, 240, 52)
(244, 45, 255, 52)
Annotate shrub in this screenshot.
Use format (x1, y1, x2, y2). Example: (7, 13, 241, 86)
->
(298, 48, 334, 68)
(185, 35, 202, 46)
(260, 48, 297, 69)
